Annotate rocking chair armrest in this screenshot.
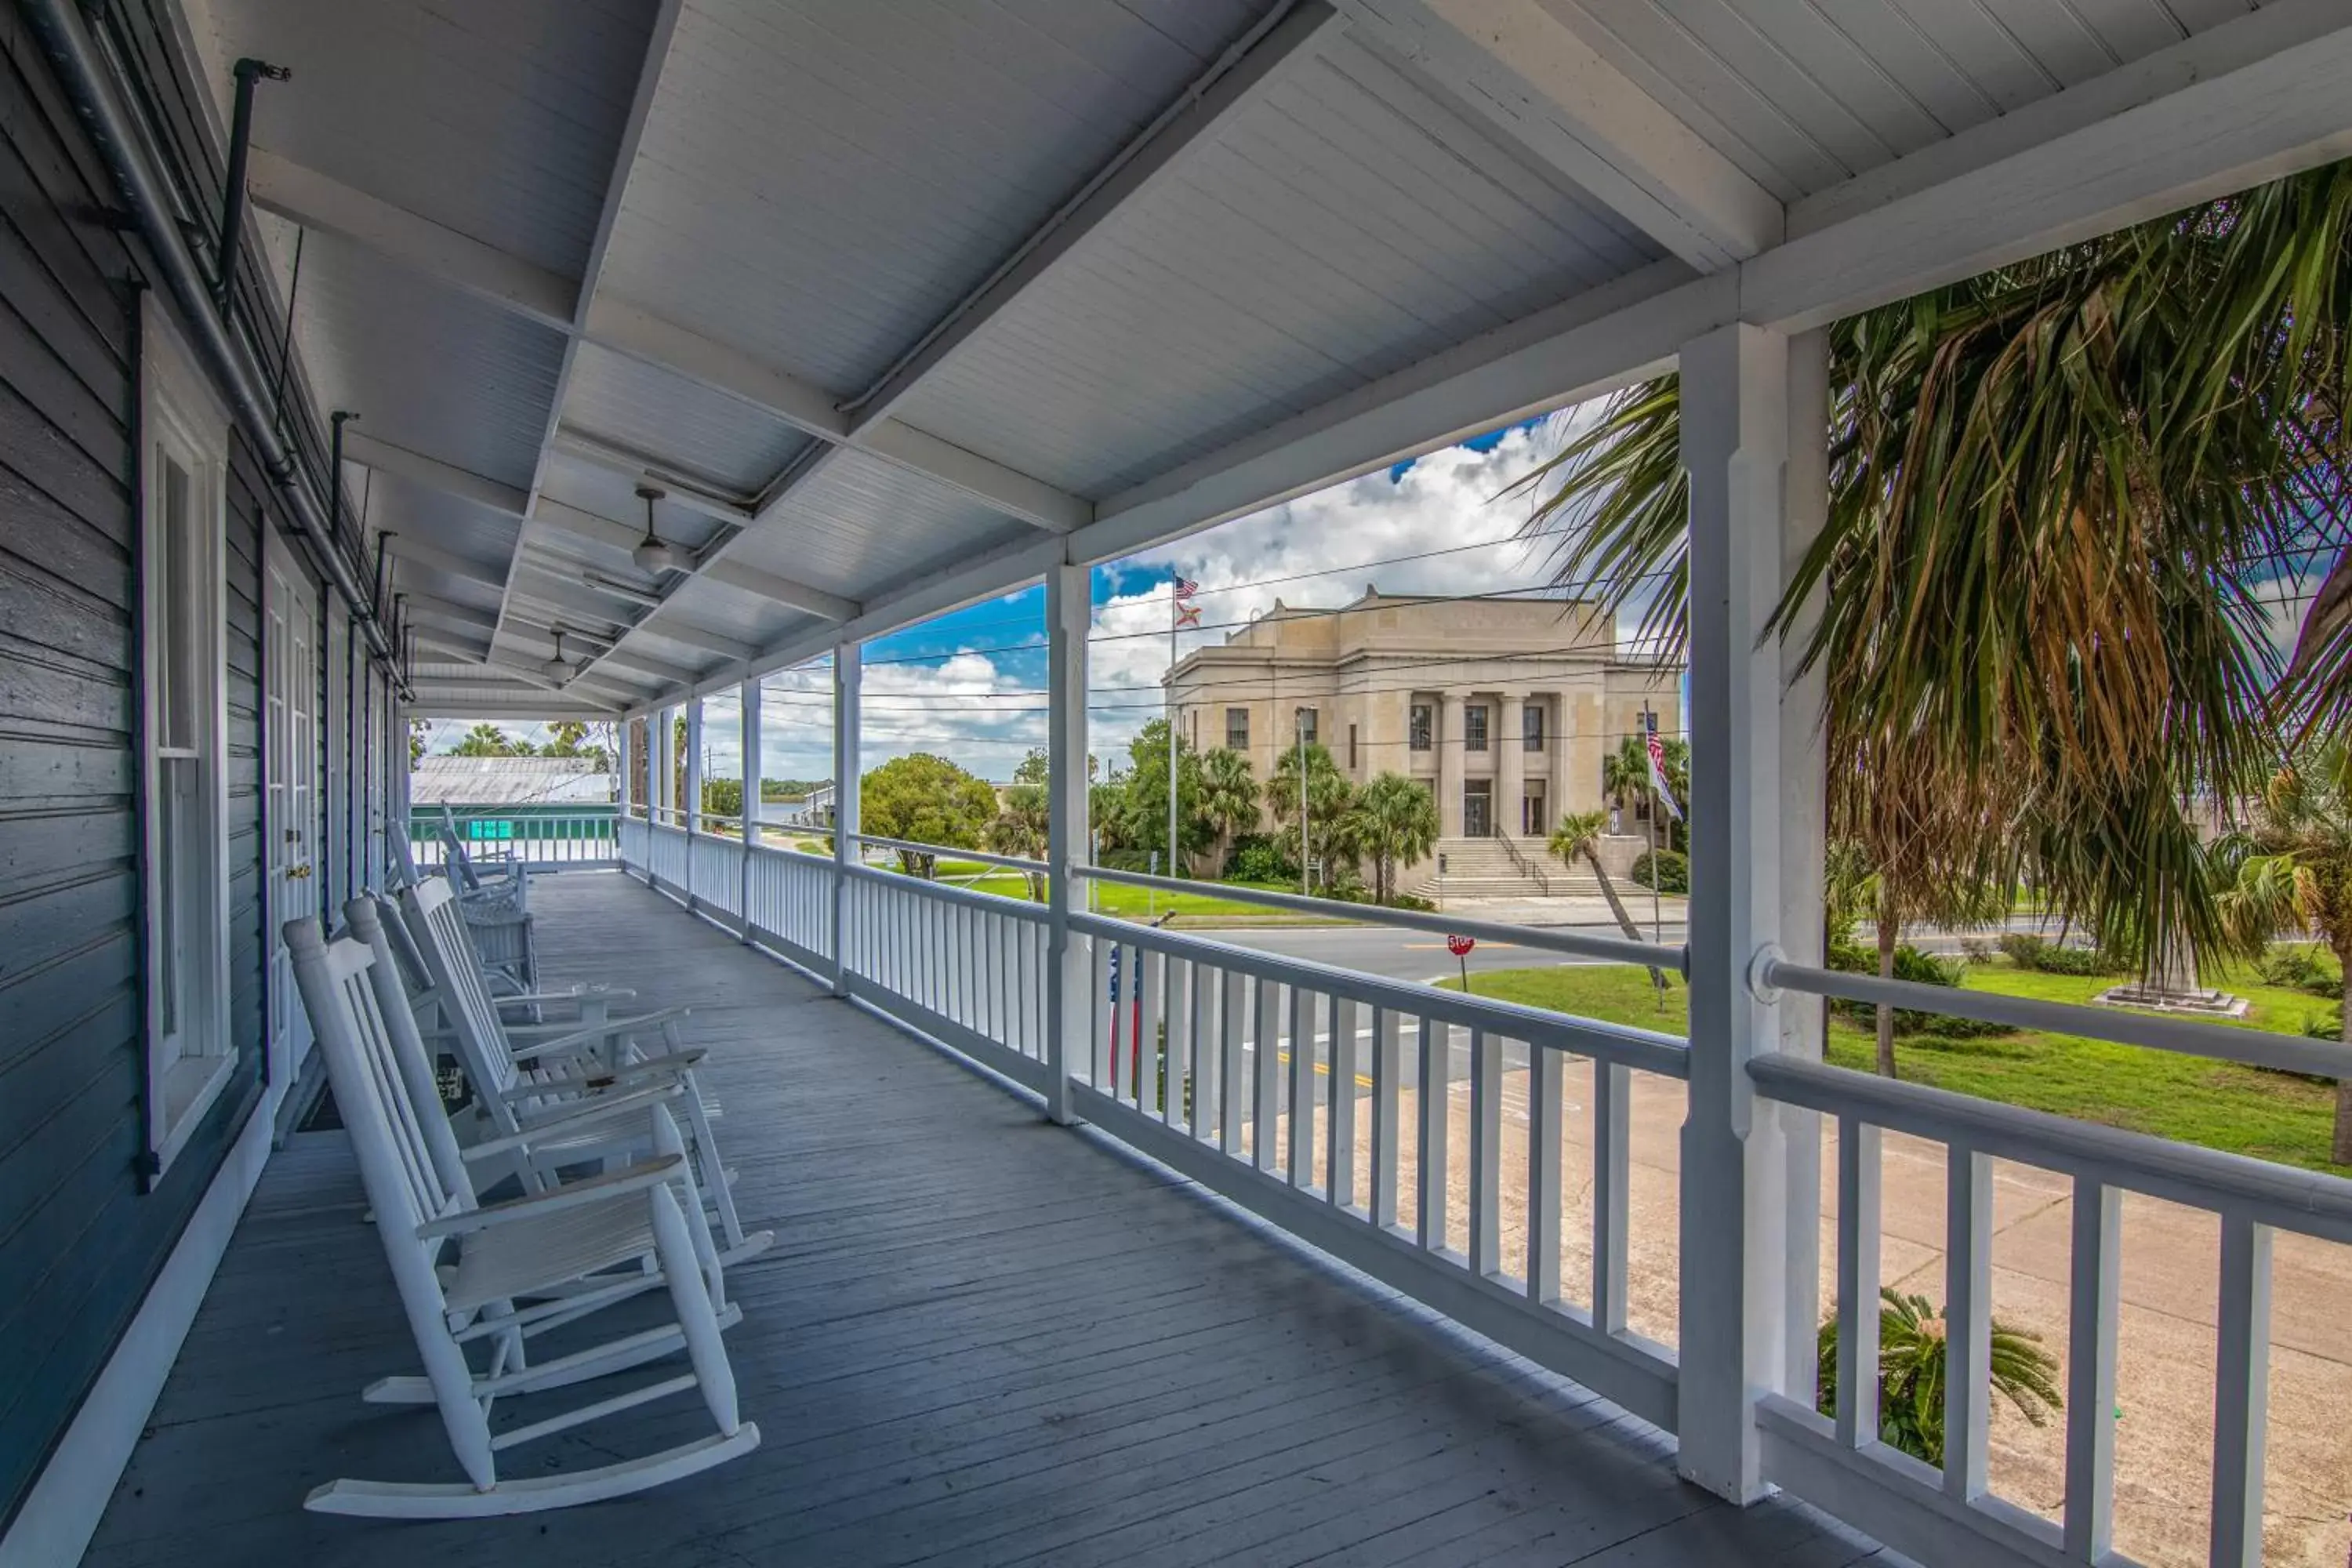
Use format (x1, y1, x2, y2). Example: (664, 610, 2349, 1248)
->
(462, 1083, 686, 1158)
(495, 988, 638, 1010)
(416, 1155, 684, 1238)
(588, 1047, 706, 1083)
(503, 1007, 691, 1062)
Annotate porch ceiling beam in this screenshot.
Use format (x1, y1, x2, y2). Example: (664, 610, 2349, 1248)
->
(511, 572, 760, 662)
(495, 0, 690, 669)
(403, 593, 500, 637)
(1336, 0, 1781, 270)
(530, 493, 858, 623)
(840, 0, 1346, 434)
(344, 430, 528, 516)
(1746, 0, 2352, 330)
(491, 612, 700, 688)
(243, 152, 1087, 535)
(385, 535, 506, 590)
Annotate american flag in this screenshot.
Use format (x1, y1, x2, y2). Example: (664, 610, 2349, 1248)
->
(1174, 577, 1198, 601)
(1645, 728, 1683, 822)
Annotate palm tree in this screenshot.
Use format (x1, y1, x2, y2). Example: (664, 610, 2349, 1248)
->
(2218, 739, 2352, 1163)
(1515, 162, 2352, 988)
(1550, 810, 1668, 993)
(987, 781, 1050, 902)
(1349, 773, 1440, 905)
(1198, 748, 1259, 875)
(1267, 742, 1355, 890)
(1817, 1289, 2062, 1466)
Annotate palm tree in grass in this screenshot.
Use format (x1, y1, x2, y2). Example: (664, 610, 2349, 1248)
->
(1348, 772, 1441, 906)
(2218, 739, 2352, 1163)
(1817, 1290, 2063, 1467)
(1198, 748, 1260, 877)
(1550, 809, 1668, 993)
(1513, 161, 2352, 1006)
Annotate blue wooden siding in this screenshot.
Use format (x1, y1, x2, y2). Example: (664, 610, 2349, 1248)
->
(0, 11, 268, 1530)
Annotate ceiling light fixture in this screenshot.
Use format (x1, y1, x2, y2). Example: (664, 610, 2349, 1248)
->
(543, 627, 578, 682)
(632, 484, 688, 575)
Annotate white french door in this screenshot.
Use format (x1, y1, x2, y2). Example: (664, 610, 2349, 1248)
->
(264, 532, 321, 1092)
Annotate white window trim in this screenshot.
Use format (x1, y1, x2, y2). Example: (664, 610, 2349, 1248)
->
(140, 296, 234, 1182)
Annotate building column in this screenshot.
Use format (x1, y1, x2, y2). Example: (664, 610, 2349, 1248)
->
(1044, 561, 1088, 1126)
(1496, 688, 1526, 838)
(1437, 691, 1465, 837)
(1547, 689, 1573, 829)
(831, 645, 860, 996)
(1677, 321, 1807, 1502)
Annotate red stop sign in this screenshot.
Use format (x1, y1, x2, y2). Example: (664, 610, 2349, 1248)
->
(1446, 935, 1475, 958)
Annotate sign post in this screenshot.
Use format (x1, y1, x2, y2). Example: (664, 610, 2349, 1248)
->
(1447, 933, 1475, 995)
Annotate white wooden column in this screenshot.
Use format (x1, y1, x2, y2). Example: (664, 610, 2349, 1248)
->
(1044, 561, 1088, 1127)
(684, 699, 704, 837)
(739, 676, 762, 938)
(831, 644, 860, 997)
(618, 712, 634, 814)
(654, 705, 673, 820)
(1778, 328, 1831, 1393)
(1676, 321, 1795, 1502)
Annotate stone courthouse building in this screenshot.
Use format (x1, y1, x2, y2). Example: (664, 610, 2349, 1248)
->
(1167, 590, 1680, 897)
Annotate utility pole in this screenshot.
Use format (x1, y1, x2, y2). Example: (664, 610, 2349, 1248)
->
(1296, 707, 1310, 896)
(1643, 704, 1661, 947)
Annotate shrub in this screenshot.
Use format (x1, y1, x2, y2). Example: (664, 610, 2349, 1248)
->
(1997, 932, 2129, 976)
(1826, 942, 2010, 1037)
(1631, 848, 1687, 894)
(1817, 1290, 2061, 1465)
(2258, 942, 2340, 998)
(1225, 833, 1294, 884)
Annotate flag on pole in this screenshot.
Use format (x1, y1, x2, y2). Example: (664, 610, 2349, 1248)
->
(1174, 577, 1198, 601)
(1174, 602, 1202, 628)
(1644, 728, 1683, 822)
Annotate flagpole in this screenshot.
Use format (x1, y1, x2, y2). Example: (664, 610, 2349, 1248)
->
(1643, 705, 1661, 947)
(1168, 583, 1179, 887)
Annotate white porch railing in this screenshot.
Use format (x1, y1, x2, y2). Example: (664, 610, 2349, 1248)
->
(405, 808, 619, 871)
(612, 819, 2352, 1568)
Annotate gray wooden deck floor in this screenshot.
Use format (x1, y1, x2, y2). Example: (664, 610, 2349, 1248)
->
(84, 871, 1889, 1568)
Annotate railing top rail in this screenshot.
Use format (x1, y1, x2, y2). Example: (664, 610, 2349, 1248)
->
(845, 858, 1050, 922)
(1076, 863, 1687, 969)
(850, 833, 1047, 877)
(1073, 911, 1690, 1079)
(746, 836, 840, 862)
(1761, 955, 2352, 1081)
(1749, 1051, 2352, 1245)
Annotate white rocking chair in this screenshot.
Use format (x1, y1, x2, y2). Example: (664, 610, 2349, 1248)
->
(281, 918, 759, 1517)
(397, 879, 771, 1265)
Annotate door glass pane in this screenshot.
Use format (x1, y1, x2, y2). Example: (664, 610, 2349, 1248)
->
(159, 456, 192, 750)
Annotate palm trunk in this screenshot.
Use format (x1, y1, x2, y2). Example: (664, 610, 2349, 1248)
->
(1875, 891, 1900, 1080)
(2336, 956, 2352, 1165)
(1583, 848, 1668, 992)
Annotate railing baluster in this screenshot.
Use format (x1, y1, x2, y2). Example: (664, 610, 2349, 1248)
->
(1468, 1029, 1500, 1276)
(1185, 960, 1209, 1137)
(1218, 967, 1243, 1156)
(1592, 1061, 1630, 1334)
(1090, 934, 1112, 1088)
(1944, 1142, 1992, 1501)
(1526, 1044, 1561, 1304)
(1327, 996, 1358, 1210)
(1287, 984, 1315, 1189)
(2209, 1212, 2274, 1568)
(1372, 1007, 1400, 1230)
(1833, 1116, 1879, 1446)
(1252, 975, 1281, 1173)
(1163, 955, 1189, 1127)
(1417, 1015, 1447, 1253)
(2062, 1176, 2119, 1560)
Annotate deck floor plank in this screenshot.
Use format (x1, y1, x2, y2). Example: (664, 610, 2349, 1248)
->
(82, 872, 1888, 1567)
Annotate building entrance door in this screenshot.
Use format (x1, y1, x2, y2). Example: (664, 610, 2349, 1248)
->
(264, 532, 320, 1095)
(1463, 779, 1491, 837)
(1524, 782, 1546, 837)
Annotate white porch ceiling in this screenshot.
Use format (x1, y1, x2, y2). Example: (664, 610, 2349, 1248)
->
(177, 0, 2339, 718)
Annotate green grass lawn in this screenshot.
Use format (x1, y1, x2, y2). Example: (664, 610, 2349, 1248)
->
(1445, 957, 2348, 1173)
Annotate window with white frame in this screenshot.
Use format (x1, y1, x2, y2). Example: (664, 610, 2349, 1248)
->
(142, 300, 233, 1178)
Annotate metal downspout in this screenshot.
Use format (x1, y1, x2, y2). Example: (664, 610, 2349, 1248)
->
(21, 0, 411, 695)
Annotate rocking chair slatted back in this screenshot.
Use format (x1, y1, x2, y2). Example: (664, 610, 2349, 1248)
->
(283, 920, 466, 1239)
(402, 878, 521, 1102)
(345, 897, 474, 1200)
